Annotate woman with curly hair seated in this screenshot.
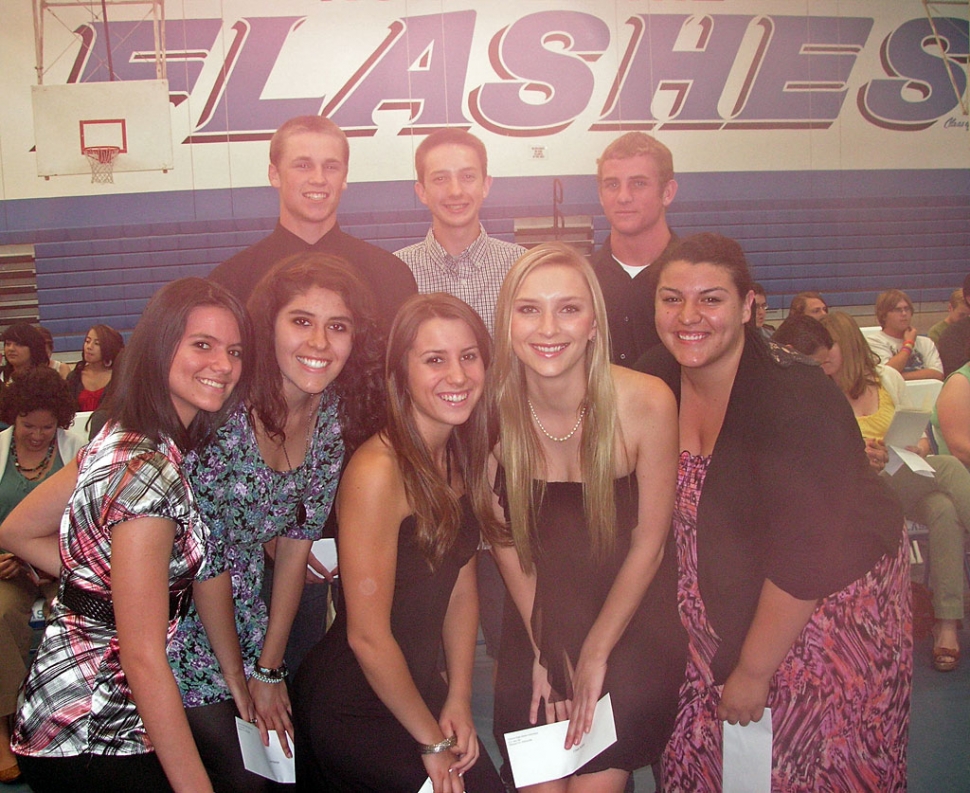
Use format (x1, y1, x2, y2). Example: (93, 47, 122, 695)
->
(0, 367, 86, 783)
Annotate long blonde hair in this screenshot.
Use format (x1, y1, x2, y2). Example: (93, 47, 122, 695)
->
(820, 311, 881, 399)
(491, 243, 617, 571)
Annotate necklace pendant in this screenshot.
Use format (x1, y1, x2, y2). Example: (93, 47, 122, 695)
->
(296, 501, 307, 526)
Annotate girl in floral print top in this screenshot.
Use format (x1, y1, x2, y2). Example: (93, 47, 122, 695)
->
(169, 252, 385, 792)
(0, 278, 252, 793)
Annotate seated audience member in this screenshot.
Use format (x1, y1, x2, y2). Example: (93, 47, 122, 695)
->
(0, 324, 48, 387)
(0, 368, 86, 784)
(35, 327, 69, 380)
(771, 313, 833, 364)
(751, 283, 775, 339)
(933, 338, 970, 473)
(938, 273, 970, 375)
(929, 289, 969, 346)
(66, 325, 124, 412)
(866, 289, 943, 381)
(788, 290, 828, 319)
(821, 311, 968, 672)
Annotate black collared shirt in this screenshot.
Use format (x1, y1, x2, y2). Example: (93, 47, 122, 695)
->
(589, 233, 678, 367)
(209, 222, 417, 332)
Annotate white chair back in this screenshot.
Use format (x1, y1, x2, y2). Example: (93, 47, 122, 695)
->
(904, 378, 944, 411)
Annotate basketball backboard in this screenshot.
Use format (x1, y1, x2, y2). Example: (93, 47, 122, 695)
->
(31, 79, 174, 179)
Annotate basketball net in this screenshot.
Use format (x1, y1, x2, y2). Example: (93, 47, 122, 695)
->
(83, 146, 121, 184)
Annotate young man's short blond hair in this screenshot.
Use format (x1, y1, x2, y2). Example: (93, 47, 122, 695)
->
(596, 131, 674, 185)
(269, 115, 349, 169)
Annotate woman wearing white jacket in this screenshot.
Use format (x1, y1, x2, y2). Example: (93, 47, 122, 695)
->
(0, 367, 87, 784)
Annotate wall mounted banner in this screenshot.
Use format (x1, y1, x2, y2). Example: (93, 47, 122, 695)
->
(1, 0, 967, 199)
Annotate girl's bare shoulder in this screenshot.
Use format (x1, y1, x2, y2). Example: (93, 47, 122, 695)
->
(611, 363, 676, 416)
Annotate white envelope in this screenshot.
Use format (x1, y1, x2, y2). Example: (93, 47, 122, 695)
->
(308, 537, 338, 579)
(723, 708, 772, 793)
(887, 446, 935, 477)
(505, 693, 617, 788)
(235, 717, 296, 784)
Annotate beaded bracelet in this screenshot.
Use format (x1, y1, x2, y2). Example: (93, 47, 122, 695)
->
(252, 662, 288, 684)
(420, 734, 457, 755)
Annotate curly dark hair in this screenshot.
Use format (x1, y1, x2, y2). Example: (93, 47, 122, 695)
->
(246, 252, 385, 455)
(0, 366, 76, 428)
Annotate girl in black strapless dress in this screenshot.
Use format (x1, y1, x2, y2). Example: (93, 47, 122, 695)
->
(487, 243, 686, 793)
(293, 294, 503, 793)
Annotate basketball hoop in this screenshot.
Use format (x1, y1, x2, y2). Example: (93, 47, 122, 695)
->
(83, 146, 121, 184)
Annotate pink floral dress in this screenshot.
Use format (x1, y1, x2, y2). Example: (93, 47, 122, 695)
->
(661, 451, 912, 792)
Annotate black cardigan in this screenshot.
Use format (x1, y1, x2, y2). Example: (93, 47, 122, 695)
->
(637, 331, 902, 682)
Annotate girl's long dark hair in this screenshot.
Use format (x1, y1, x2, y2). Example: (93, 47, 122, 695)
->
(104, 278, 253, 451)
(385, 293, 499, 569)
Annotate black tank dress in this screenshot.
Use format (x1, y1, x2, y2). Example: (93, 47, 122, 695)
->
(493, 473, 686, 774)
(292, 497, 503, 792)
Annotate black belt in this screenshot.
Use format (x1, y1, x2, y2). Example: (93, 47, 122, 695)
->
(60, 579, 193, 629)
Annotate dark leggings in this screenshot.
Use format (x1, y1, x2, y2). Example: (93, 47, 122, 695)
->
(186, 699, 278, 793)
(17, 751, 173, 792)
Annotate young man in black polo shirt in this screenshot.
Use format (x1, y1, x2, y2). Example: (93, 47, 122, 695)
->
(590, 132, 678, 366)
(209, 115, 416, 330)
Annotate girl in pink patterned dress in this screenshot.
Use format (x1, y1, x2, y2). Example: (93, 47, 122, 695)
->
(638, 233, 911, 792)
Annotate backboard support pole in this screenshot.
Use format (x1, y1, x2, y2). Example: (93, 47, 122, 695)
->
(32, 0, 167, 86)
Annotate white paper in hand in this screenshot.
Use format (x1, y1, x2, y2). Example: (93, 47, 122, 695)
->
(722, 708, 772, 793)
(235, 717, 296, 783)
(505, 693, 617, 788)
(883, 408, 931, 450)
(308, 537, 338, 579)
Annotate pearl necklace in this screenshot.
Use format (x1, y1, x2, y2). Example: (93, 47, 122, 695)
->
(528, 399, 588, 443)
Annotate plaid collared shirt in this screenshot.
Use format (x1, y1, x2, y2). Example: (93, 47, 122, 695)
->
(396, 226, 525, 336)
(12, 423, 206, 758)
